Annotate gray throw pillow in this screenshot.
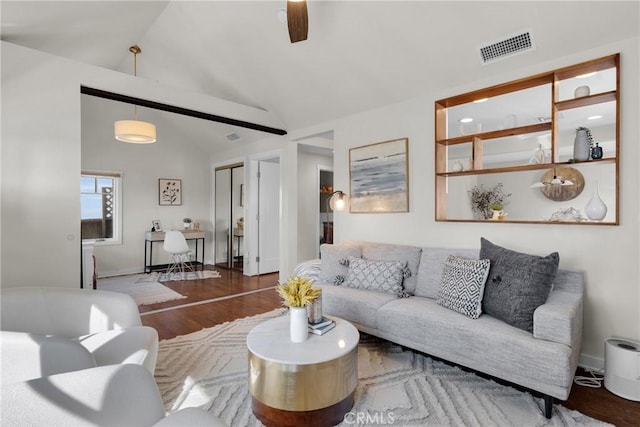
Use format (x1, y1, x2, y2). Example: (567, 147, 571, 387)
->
(343, 256, 409, 298)
(436, 255, 490, 319)
(357, 242, 422, 294)
(480, 238, 559, 332)
(319, 244, 362, 285)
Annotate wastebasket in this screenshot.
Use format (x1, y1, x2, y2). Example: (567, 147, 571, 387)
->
(604, 338, 640, 401)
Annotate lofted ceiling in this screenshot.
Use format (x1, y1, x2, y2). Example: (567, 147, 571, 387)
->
(2, 1, 638, 153)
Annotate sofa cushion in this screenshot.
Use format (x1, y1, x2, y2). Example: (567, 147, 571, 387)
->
(319, 244, 362, 285)
(415, 247, 479, 299)
(317, 283, 397, 329)
(480, 238, 559, 333)
(353, 242, 422, 294)
(436, 255, 490, 319)
(376, 297, 574, 396)
(343, 257, 409, 297)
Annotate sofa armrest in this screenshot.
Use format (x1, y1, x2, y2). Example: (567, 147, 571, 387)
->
(292, 259, 321, 282)
(1, 364, 166, 426)
(533, 290, 583, 348)
(1, 287, 142, 337)
(1, 331, 97, 385)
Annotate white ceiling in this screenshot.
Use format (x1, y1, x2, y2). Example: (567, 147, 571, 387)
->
(2, 1, 638, 153)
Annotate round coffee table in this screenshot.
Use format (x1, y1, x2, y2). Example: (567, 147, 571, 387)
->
(247, 314, 359, 427)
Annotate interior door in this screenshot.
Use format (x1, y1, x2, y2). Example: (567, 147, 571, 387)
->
(257, 160, 280, 274)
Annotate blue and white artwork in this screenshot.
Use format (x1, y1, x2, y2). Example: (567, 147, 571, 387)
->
(349, 138, 409, 213)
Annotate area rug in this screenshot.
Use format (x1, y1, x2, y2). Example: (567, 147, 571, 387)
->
(98, 274, 187, 305)
(137, 270, 222, 283)
(155, 310, 609, 427)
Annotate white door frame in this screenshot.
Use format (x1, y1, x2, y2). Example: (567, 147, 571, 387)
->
(246, 149, 282, 276)
(316, 164, 333, 257)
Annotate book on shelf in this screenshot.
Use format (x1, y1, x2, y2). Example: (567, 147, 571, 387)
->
(308, 317, 334, 329)
(308, 321, 336, 336)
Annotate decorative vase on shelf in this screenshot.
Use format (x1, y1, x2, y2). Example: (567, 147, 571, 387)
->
(585, 182, 607, 221)
(574, 85, 590, 98)
(452, 160, 464, 173)
(573, 128, 591, 162)
(289, 307, 308, 343)
(591, 143, 603, 160)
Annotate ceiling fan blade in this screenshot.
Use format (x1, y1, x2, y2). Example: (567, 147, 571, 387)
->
(287, 0, 308, 43)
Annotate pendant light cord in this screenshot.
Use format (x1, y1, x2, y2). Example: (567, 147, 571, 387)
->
(130, 45, 141, 120)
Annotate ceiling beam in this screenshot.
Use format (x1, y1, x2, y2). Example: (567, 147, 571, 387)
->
(81, 86, 287, 136)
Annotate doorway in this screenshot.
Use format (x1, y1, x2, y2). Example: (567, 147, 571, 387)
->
(214, 163, 244, 272)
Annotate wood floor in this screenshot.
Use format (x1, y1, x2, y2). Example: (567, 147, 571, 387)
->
(140, 267, 638, 426)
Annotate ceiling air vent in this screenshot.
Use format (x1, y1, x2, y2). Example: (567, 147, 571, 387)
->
(225, 132, 240, 142)
(479, 31, 535, 64)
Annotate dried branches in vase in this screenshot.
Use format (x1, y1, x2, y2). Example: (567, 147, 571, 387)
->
(276, 276, 320, 308)
(469, 183, 511, 220)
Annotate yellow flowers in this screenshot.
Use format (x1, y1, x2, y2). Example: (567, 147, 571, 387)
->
(276, 276, 320, 307)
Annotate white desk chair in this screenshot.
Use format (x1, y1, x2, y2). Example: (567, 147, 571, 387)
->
(163, 230, 194, 277)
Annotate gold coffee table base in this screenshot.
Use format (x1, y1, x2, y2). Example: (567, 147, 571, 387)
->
(252, 392, 354, 427)
(247, 316, 359, 427)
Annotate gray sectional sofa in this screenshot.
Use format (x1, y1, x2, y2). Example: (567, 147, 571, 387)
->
(293, 240, 584, 419)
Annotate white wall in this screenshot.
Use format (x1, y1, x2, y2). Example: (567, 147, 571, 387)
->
(81, 96, 212, 276)
(322, 38, 639, 364)
(1, 41, 282, 288)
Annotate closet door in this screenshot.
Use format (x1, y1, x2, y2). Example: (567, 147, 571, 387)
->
(215, 168, 231, 268)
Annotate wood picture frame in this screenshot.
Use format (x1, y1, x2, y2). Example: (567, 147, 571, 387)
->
(349, 138, 409, 213)
(159, 178, 182, 206)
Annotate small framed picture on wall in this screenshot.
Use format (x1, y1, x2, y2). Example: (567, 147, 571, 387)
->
(159, 178, 182, 206)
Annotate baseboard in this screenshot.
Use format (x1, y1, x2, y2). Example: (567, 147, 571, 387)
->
(578, 353, 604, 373)
(97, 267, 143, 278)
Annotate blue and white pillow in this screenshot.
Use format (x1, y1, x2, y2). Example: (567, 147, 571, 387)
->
(436, 255, 490, 319)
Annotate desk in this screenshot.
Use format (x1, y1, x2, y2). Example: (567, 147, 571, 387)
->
(144, 230, 205, 273)
(233, 227, 244, 262)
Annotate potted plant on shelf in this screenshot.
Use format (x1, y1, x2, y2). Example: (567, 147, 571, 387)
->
(276, 276, 321, 343)
(490, 203, 504, 221)
(183, 217, 192, 230)
(469, 183, 511, 220)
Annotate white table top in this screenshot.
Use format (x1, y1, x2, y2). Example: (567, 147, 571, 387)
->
(247, 315, 359, 365)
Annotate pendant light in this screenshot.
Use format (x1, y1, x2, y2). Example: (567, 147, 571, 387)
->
(530, 168, 574, 188)
(114, 45, 157, 143)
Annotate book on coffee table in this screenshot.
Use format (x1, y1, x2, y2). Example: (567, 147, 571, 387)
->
(308, 317, 334, 329)
(308, 321, 336, 336)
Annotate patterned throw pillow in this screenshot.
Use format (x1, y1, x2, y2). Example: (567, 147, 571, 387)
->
(436, 255, 491, 319)
(319, 244, 362, 285)
(343, 256, 410, 298)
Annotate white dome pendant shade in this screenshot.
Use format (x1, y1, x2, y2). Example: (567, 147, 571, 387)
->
(114, 45, 157, 144)
(114, 119, 156, 143)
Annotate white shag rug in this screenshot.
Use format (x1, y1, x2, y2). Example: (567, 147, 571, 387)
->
(155, 310, 610, 427)
(98, 274, 187, 305)
(137, 270, 222, 282)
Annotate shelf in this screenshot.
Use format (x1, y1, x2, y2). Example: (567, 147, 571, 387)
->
(436, 218, 617, 226)
(438, 157, 616, 177)
(437, 122, 552, 146)
(435, 54, 618, 225)
(555, 91, 617, 111)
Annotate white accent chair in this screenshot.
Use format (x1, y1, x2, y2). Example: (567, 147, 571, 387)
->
(163, 230, 193, 276)
(1, 286, 158, 383)
(1, 364, 228, 426)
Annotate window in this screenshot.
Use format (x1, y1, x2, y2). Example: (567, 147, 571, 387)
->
(81, 171, 122, 245)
